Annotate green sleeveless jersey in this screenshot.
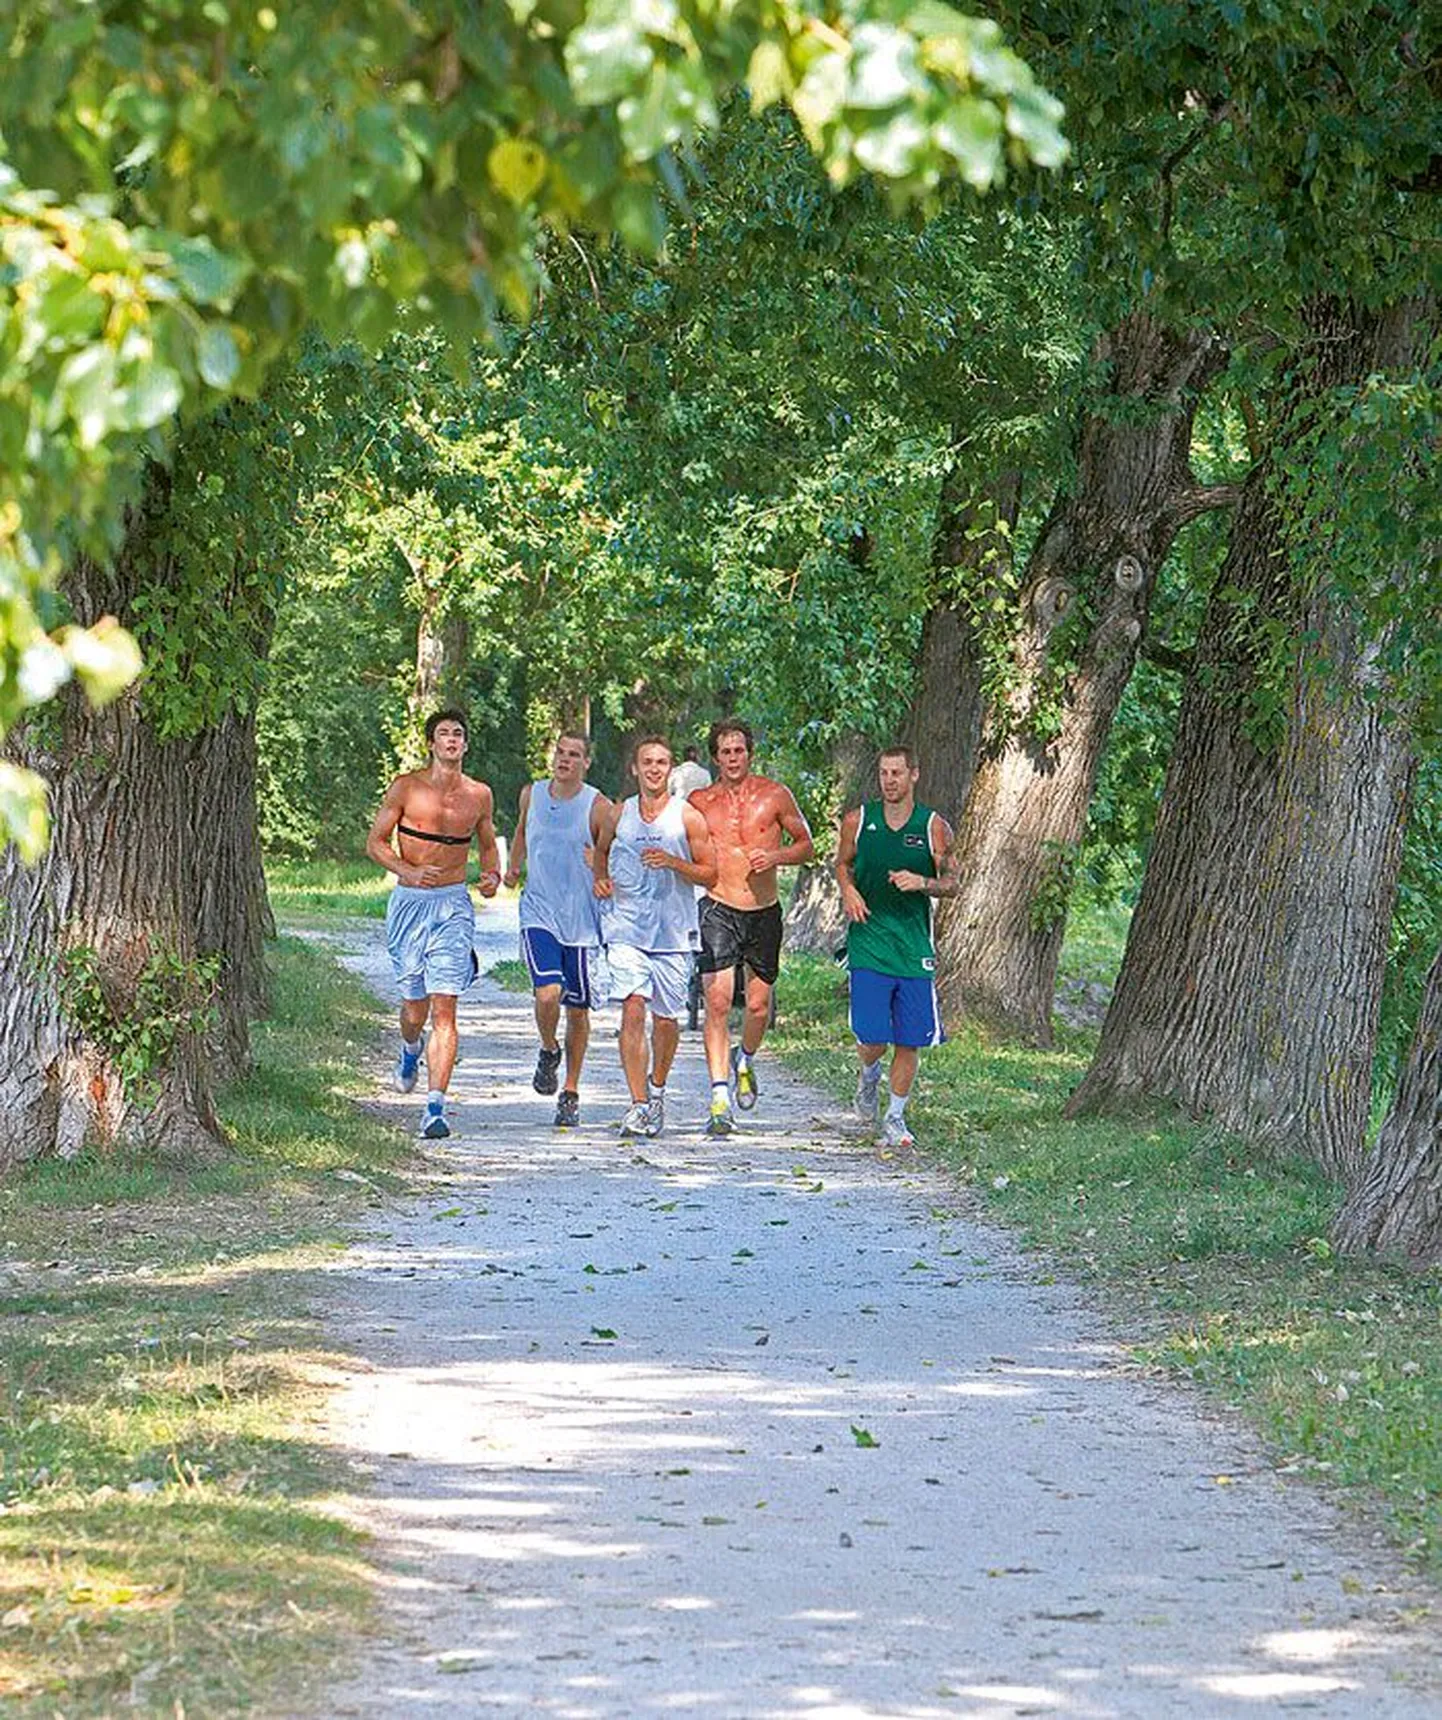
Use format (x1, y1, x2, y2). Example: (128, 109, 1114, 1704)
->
(846, 800, 938, 978)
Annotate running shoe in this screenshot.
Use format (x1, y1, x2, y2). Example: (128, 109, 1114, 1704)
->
(420, 1105, 451, 1140)
(731, 1046, 758, 1111)
(553, 1090, 580, 1129)
(856, 1066, 882, 1124)
(705, 1101, 736, 1138)
(533, 1045, 563, 1095)
(619, 1102, 651, 1139)
(879, 1113, 915, 1152)
(644, 1096, 665, 1138)
(393, 1035, 425, 1094)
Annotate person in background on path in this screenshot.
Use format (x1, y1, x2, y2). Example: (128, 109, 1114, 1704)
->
(668, 743, 712, 799)
(689, 720, 813, 1137)
(593, 736, 716, 1140)
(836, 744, 957, 1154)
(503, 732, 611, 1128)
(366, 708, 500, 1140)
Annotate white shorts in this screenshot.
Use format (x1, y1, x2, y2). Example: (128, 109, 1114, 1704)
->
(607, 945, 692, 1019)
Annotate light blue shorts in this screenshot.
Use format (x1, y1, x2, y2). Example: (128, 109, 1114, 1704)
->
(386, 883, 478, 1001)
(607, 945, 691, 1019)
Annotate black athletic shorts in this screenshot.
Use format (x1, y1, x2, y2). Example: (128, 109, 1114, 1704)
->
(697, 899, 784, 985)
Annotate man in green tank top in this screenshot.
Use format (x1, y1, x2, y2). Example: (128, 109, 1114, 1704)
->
(836, 745, 958, 1153)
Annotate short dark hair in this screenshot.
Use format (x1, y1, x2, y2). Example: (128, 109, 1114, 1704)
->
(879, 743, 917, 769)
(683, 745, 700, 762)
(709, 719, 753, 759)
(555, 730, 591, 755)
(631, 732, 673, 764)
(425, 707, 469, 744)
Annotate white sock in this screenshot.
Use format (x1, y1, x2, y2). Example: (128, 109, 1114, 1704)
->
(402, 1035, 423, 1052)
(886, 1093, 908, 1121)
(711, 1080, 730, 1109)
(736, 1048, 752, 1070)
(860, 1062, 881, 1087)
(426, 1089, 445, 1110)
(648, 1081, 666, 1102)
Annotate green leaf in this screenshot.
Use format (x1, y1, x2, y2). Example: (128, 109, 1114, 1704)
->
(196, 325, 241, 390)
(590, 1326, 617, 1339)
(488, 138, 549, 206)
(850, 1424, 879, 1448)
(565, 0, 655, 107)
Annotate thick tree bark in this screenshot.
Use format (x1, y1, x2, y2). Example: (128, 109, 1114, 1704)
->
(934, 314, 1231, 1043)
(1334, 942, 1442, 1262)
(902, 466, 1022, 816)
(1069, 300, 1426, 1175)
(0, 464, 274, 1168)
(406, 575, 470, 756)
(784, 734, 870, 956)
(192, 707, 274, 1082)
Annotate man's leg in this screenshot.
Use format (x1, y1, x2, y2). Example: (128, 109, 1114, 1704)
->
(418, 993, 459, 1138)
(740, 973, 773, 1058)
(426, 994, 459, 1090)
(534, 983, 562, 1052)
(703, 967, 736, 1079)
(650, 1014, 680, 1088)
(618, 995, 650, 1103)
(888, 1044, 918, 1098)
(563, 1005, 590, 1093)
(400, 997, 430, 1043)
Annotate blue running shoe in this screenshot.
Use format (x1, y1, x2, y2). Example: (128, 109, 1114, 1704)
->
(394, 1035, 425, 1094)
(420, 1104, 451, 1140)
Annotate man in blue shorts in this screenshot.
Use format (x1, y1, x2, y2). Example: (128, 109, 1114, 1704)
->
(366, 709, 500, 1139)
(836, 745, 958, 1154)
(503, 732, 611, 1127)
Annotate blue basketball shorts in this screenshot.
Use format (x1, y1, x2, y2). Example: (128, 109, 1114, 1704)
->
(848, 965, 945, 1050)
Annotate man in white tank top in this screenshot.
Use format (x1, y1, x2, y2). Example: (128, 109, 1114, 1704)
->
(503, 732, 611, 1127)
(593, 735, 716, 1138)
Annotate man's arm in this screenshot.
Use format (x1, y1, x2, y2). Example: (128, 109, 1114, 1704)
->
(835, 806, 869, 922)
(366, 777, 439, 888)
(673, 803, 719, 890)
(592, 799, 619, 898)
(502, 783, 532, 890)
(587, 793, 613, 868)
(473, 785, 502, 897)
(748, 786, 814, 873)
(890, 813, 960, 897)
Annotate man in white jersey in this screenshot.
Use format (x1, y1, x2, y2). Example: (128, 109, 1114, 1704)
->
(503, 731, 611, 1128)
(593, 735, 716, 1139)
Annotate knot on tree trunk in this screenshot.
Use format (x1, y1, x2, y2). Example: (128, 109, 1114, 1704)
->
(1029, 577, 1073, 634)
(1114, 554, 1146, 594)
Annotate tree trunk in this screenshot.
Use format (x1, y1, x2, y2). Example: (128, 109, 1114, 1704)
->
(0, 461, 277, 1168)
(784, 734, 870, 956)
(192, 706, 274, 1083)
(1334, 941, 1442, 1262)
(902, 465, 1021, 816)
(935, 314, 1231, 1043)
(1069, 299, 1426, 1175)
(405, 576, 469, 762)
(0, 679, 226, 1168)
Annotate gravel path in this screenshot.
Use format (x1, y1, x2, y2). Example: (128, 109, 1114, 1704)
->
(308, 900, 1438, 1719)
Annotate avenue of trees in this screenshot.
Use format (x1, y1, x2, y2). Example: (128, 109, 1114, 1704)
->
(2, 5, 1440, 1260)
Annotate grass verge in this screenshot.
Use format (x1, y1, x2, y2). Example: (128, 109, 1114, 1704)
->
(771, 944, 1442, 1584)
(0, 936, 410, 1716)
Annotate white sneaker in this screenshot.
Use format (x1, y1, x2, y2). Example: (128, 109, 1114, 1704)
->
(879, 1113, 915, 1152)
(644, 1096, 665, 1137)
(619, 1102, 651, 1139)
(856, 1067, 882, 1123)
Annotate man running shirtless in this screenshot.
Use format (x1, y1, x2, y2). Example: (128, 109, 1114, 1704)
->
(689, 720, 813, 1136)
(366, 708, 500, 1139)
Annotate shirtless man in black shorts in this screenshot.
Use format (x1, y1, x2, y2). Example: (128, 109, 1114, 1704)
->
(688, 720, 813, 1136)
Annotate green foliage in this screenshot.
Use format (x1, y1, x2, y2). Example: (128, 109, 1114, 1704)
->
(1027, 838, 1078, 932)
(0, 0, 1067, 851)
(53, 943, 220, 1106)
